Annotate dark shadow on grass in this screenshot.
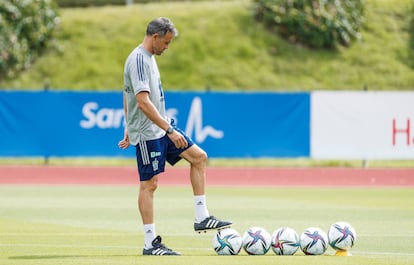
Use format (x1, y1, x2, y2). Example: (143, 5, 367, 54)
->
(397, 4, 414, 69)
(408, 7, 414, 68)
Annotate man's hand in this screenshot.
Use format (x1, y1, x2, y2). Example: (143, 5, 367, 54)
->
(168, 130, 188, 149)
(118, 137, 130, 149)
(118, 128, 130, 149)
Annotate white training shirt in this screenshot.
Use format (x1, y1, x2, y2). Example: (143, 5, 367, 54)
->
(123, 45, 168, 145)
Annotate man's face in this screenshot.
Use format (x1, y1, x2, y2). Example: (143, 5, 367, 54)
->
(152, 31, 174, 55)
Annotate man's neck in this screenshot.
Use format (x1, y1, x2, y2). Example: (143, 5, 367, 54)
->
(141, 37, 153, 55)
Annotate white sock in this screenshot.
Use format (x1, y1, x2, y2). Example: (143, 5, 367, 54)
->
(194, 195, 210, 223)
(143, 224, 156, 249)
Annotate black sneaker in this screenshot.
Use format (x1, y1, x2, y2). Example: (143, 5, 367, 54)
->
(142, 235, 181, 256)
(194, 216, 232, 233)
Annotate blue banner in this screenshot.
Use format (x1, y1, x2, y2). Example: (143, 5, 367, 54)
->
(0, 91, 310, 158)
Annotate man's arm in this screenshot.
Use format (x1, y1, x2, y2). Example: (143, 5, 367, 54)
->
(118, 91, 130, 149)
(136, 91, 188, 149)
(136, 91, 170, 132)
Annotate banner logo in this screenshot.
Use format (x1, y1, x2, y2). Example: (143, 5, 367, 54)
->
(79, 97, 224, 144)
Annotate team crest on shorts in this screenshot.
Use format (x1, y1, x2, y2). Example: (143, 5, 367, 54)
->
(152, 158, 159, 171)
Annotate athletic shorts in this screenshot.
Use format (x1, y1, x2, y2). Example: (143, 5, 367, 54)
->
(134, 125, 194, 181)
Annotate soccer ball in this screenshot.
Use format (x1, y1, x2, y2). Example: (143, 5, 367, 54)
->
(212, 228, 242, 255)
(300, 227, 329, 255)
(242, 227, 271, 255)
(271, 227, 300, 255)
(328, 221, 357, 251)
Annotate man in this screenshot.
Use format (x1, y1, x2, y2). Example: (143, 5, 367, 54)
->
(118, 17, 232, 256)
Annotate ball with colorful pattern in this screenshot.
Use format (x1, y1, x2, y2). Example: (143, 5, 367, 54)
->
(212, 228, 242, 255)
(271, 227, 300, 255)
(242, 227, 272, 255)
(300, 227, 329, 255)
(328, 221, 357, 251)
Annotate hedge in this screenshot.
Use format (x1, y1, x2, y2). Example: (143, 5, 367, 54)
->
(252, 0, 365, 49)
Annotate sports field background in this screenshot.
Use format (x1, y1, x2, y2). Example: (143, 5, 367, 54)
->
(0, 1, 413, 263)
(0, 166, 413, 265)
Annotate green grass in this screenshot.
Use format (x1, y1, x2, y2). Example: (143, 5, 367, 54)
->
(0, 0, 413, 91)
(1, 185, 413, 265)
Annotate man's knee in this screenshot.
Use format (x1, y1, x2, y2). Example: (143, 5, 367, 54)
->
(181, 145, 208, 166)
(140, 176, 158, 192)
(194, 149, 208, 165)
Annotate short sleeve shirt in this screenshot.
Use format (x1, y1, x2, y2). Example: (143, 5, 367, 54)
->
(123, 45, 167, 145)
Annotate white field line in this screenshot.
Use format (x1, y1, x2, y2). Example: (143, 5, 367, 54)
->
(4, 232, 413, 237)
(351, 251, 414, 257)
(0, 243, 414, 257)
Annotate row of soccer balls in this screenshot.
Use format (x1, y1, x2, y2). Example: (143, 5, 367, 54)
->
(213, 221, 356, 255)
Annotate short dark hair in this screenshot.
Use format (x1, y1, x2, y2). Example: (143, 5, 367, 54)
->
(146, 17, 178, 37)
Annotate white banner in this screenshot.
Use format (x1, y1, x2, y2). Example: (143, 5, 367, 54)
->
(311, 91, 414, 160)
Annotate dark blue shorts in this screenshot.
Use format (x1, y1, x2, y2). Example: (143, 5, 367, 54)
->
(134, 126, 194, 181)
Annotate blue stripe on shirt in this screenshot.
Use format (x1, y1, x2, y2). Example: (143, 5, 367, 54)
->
(136, 53, 144, 81)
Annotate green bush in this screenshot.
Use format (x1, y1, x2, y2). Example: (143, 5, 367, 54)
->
(0, 0, 59, 79)
(252, 0, 365, 49)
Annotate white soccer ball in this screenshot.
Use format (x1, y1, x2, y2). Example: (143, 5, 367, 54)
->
(300, 227, 329, 255)
(212, 228, 242, 255)
(328, 221, 357, 251)
(242, 227, 271, 255)
(271, 227, 300, 255)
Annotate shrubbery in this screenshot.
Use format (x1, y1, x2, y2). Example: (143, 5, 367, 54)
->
(0, 0, 59, 79)
(252, 0, 365, 49)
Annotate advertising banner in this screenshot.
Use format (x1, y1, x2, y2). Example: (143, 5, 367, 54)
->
(0, 91, 310, 158)
(0, 91, 127, 157)
(311, 91, 414, 159)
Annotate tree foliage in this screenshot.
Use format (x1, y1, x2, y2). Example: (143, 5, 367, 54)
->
(0, 0, 59, 79)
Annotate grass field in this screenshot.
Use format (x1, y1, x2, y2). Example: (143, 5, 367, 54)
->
(1, 185, 413, 265)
